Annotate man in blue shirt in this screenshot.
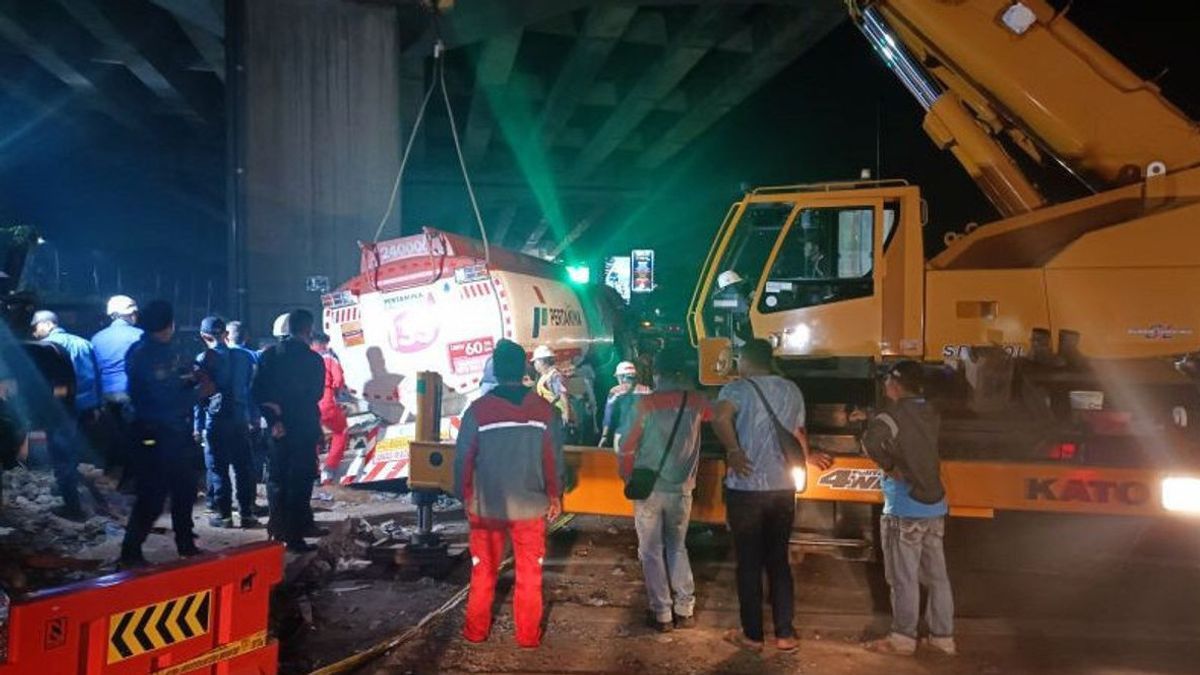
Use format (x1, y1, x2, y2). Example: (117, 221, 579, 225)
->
(91, 295, 142, 402)
(857, 361, 955, 657)
(91, 295, 142, 478)
(195, 316, 258, 529)
(119, 300, 212, 568)
(711, 339, 830, 653)
(32, 310, 103, 521)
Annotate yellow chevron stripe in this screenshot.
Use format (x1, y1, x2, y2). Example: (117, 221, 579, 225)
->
(143, 602, 168, 650)
(163, 597, 186, 643)
(107, 589, 213, 664)
(184, 590, 208, 636)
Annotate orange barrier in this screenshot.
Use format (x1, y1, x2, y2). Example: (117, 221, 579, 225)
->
(1, 541, 282, 675)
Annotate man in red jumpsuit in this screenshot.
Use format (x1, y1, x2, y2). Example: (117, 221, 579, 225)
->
(311, 333, 349, 485)
(453, 339, 564, 648)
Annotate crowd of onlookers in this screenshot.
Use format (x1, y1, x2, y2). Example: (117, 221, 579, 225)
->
(455, 337, 956, 657)
(1, 292, 958, 657)
(0, 295, 350, 568)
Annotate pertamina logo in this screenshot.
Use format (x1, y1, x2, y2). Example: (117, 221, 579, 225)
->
(1025, 478, 1150, 505)
(531, 306, 583, 339)
(817, 468, 883, 491)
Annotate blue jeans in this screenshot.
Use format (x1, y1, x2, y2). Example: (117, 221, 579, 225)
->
(633, 491, 695, 622)
(881, 515, 955, 641)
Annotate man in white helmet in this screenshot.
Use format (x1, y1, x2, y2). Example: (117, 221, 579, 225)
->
(532, 345, 571, 427)
(712, 270, 751, 346)
(91, 295, 141, 403)
(271, 312, 291, 342)
(600, 360, 652, 447)
(91, 295, 142, 475)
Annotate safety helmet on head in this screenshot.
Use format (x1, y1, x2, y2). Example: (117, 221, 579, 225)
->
(272, 312, 291, 338)
(614, 361, 638, 377)
(716, 270, 743, 290)
(106, 294, 138, 317)
(532, 344, 555, 361)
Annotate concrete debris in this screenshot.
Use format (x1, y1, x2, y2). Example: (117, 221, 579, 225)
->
(335, 558, 372, 574)
(1, 466, 126, 557)
(329, 583, 371, 594)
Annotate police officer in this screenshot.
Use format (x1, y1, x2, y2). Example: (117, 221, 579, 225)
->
(253, 309, 325, 552)
(195, 316, 258, 529)
(32, 310, 103, 520)
(119, 300, 212, 568)
(226, 321, 266, 490)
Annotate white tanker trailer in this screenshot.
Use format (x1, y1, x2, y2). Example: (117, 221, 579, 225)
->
(320, 227, 618, 487)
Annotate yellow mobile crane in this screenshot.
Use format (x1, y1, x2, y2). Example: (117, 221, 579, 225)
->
(410, 1, 1200, 557)
(681, 0, 1200, 540)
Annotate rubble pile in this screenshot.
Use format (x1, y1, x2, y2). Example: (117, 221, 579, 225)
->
(0, 465, 126, 591)
(273, 513, 469, 674)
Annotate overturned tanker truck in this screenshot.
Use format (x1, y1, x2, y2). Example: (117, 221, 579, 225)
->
(320, 227, 619, 488)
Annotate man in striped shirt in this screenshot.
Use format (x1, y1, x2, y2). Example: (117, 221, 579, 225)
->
(454, 339, 565, 648)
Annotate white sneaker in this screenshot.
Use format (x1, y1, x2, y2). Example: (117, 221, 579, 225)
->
(863, 633, 916, 656)
(922, 636, 957, 656)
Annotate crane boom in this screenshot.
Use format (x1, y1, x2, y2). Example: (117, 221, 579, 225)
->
(854, 0, 1200, 207)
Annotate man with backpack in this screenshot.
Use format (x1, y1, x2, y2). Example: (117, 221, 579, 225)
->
(857, 360, 955, 656)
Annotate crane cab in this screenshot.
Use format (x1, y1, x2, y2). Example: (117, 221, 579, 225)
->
(688, 180, 925, 385)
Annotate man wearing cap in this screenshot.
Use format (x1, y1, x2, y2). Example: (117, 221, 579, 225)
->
(253, 309, 325, 552)
(453, 338, 564, 648)
(91, 295, 142, 475)
(120, 300, 213, 567)
(195, 316, 258, 528)
(599, 360, 652, 447)
(32, 310, 103, 520)
(856, 361, 955, 656)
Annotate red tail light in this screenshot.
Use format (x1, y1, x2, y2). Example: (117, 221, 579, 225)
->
(1049, 442, 1078, 460)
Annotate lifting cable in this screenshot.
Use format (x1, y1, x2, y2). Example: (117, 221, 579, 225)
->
(371, 9, 491, 265)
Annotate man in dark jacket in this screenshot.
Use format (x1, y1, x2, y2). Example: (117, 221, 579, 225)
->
(252, 309, 325, 552)
(857, 360, 955, 656)
(195, 316, 257, 528)
(453, 339, 564, 648)
(119, 300, 212, 567)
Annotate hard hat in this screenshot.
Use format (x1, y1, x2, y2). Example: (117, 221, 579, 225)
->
(614, 361, 638, 377)
(106, 294, 138, 316)
(272, 312, 291, 338)
(716, 270, 743, 290)
(532, 344, 554, 361)
(30, 310, 58, 327)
